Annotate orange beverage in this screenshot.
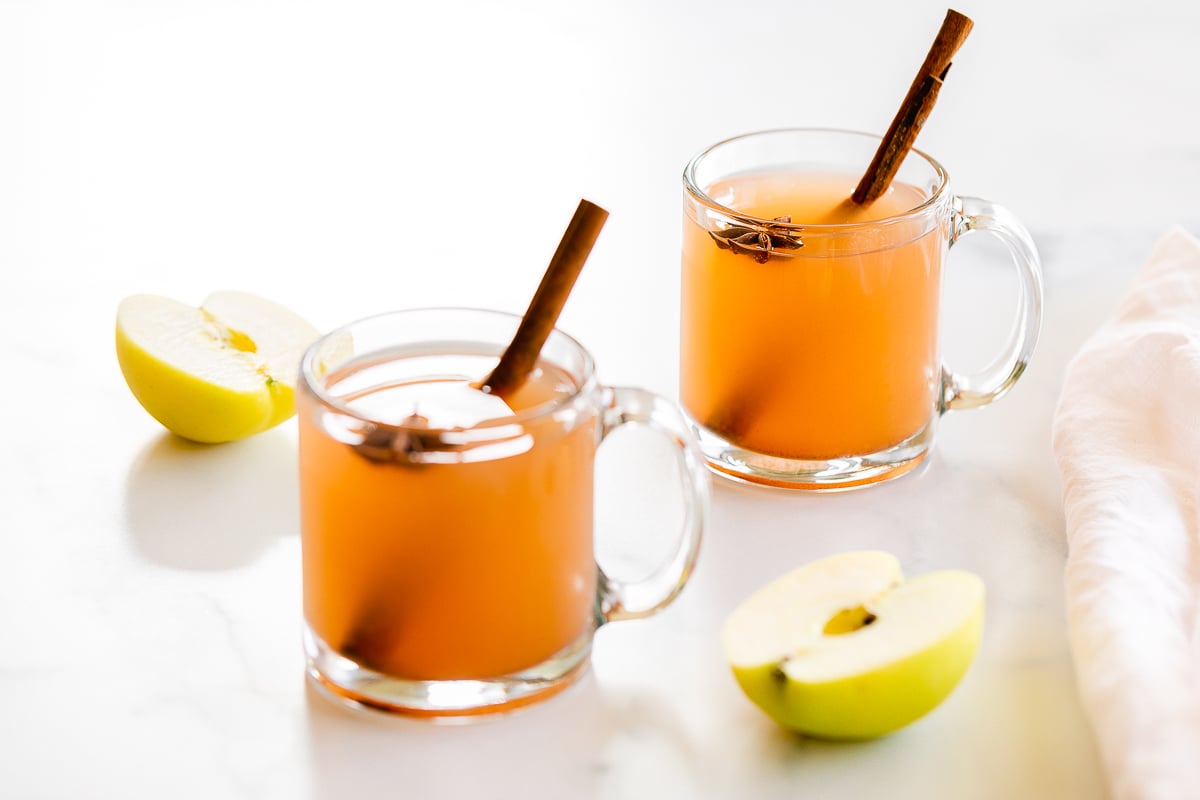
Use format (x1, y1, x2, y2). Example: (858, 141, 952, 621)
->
(681, 167, 943, 461)
(682, 129, 1042, 490)
(299, 308, 708, 714)
(299, 351, 598, 682)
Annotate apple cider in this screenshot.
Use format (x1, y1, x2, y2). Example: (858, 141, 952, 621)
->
(681, 168, 945, 460)
(299, 351, 598, 682)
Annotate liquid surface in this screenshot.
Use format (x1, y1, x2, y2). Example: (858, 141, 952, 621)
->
(705, 167, 928, 227)
(329, 353, 577, 427)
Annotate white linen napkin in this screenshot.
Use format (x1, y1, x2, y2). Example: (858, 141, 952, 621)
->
(1052, 227, 1200, 800)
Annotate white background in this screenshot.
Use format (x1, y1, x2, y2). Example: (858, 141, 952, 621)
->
(3, 0, 1198, 797)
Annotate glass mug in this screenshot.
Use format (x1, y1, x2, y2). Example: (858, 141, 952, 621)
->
(681, 128, 1043, 489)
(298, 308, 709, 715)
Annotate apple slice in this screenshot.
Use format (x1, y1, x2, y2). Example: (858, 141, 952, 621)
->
(722, 551, 984, 740)
(116, 291, 320, 443)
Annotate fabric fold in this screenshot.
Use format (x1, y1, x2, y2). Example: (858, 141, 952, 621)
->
(1052, 227, 1200, 800)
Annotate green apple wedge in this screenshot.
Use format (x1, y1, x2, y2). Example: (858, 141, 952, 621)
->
(721, 551, 984, 740)
(115, 291, 320, 443)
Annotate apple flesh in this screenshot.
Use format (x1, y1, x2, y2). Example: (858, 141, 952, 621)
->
(722, 551, 984, 740)
(115, 291, 320, 443)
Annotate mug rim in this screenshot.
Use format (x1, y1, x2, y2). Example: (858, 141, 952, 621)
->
(682, 127, 951, 231)
(299, 306, 599, 433)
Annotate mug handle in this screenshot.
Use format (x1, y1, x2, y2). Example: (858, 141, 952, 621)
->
(595, 386, 710, 623)
(941, 196, 1044, 412)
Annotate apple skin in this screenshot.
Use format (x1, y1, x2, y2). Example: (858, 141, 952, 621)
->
(116, 327, 292, 443)
(115, 292, 318, 444)
(730, 583, 983, 740)
(723, 551, 985, 741)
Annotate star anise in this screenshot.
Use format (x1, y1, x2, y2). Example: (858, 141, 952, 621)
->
(352, 411, 440, 465)
(708, 215, 804, 264)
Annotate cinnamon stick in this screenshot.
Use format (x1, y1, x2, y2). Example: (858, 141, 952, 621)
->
(852, 9, 973, 204)
(710, 10, 973, 446)
(339, 199, 608, 666)
(479, 199, 609, 398)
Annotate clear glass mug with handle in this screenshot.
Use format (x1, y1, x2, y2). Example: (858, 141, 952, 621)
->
(298, 307, 710, 715)
(681, 128, 1043, 490)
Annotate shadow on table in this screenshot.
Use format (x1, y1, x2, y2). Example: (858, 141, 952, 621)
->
(123, 429, 300, 570)
(300, 670, 897, 797)
(302, 672, 623, 798)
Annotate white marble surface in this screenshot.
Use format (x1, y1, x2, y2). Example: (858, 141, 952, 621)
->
(3, 0, 1199, 797)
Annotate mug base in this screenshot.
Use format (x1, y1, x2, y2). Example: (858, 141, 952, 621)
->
(692, 419, 933, 491)
(304, 625, 592, 717)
